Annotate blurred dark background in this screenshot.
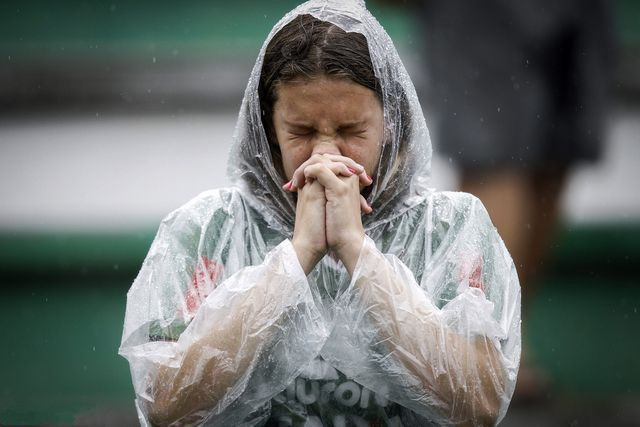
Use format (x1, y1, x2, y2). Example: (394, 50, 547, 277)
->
(0, 1, 638, 425)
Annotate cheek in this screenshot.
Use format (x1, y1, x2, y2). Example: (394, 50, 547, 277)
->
(280, 147, 309, 178)
(361, 133, 384, 167)
(342, 141, 380, 172)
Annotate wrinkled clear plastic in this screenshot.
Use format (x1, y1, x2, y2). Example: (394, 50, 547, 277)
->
(119, 1, 521, 425)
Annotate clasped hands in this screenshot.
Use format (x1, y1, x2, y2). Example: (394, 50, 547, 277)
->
(284, 154, 373, 275)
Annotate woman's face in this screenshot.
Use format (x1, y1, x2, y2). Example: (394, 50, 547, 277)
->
(272, 76, 383, 181)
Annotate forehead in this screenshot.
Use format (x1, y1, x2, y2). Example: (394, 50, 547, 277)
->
(274, 76, 381, 123)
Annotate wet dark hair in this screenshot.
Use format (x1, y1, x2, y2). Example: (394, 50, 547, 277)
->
(258, 14, 381, 167)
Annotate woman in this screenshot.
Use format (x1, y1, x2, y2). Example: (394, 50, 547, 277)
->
(119, 1, 520, 425)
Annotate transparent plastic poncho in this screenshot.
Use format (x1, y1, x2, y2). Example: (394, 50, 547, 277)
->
(119, 1, 521, 425)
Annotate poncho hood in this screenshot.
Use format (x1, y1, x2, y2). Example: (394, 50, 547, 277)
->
(227, 0, 432, 234)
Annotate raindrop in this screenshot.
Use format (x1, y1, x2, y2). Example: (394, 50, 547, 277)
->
(152, 57, 157, 64)
(497, 106, 501, 113)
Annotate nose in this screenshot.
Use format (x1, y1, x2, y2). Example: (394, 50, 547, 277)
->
(311, 135, 342, 156)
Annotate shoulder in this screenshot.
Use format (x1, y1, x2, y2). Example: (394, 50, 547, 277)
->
(420, 191, 497, 259)
(430, 191, 489, 217)
(427, 191, 493, 231)
(154, 187, 245, 247)
(160, 187, 243, 229)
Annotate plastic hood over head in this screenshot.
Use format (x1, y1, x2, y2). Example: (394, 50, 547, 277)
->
(227, 0, 432, 234)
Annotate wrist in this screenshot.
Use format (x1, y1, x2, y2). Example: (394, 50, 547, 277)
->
(291, 237, 324, 275)
(334, 233, 364, 276)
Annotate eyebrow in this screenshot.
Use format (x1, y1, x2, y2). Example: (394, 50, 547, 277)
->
(283, 120, 312, 129)
(338, 120, 367, 130)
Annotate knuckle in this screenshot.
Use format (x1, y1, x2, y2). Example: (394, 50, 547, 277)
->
(310, 153, 324, 163)
(304, 164, 320, 176)
(335, 182, 349, 196)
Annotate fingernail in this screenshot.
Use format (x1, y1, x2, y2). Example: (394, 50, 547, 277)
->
(288, 180, 293, 190)
(367, 174, 373, 182)
(283, 181, 292, 190)
(347, 167, 357, 174)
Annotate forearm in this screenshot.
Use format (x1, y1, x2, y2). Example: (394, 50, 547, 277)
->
(147, 279, 280, 425)
(138, 240, 326, 426)
(350, 238, 506, 425)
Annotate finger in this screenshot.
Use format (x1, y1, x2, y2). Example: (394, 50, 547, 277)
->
(356, 170, 373, 188)
(291, 161, 353, 192)
(290, 153, 348, 191)
(322, 154, 365, 174)
(290, 154, 329, 191)
(303, 163, 345, 191)
(360, 195, 373, 214)
(290, 154, 367, 191)
(322, 154, 372, 187)
(281, 180, 293, 191)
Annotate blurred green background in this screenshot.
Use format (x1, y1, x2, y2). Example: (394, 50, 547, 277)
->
(1, 1, 639, 425)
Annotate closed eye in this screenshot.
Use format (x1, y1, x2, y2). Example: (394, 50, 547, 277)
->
(287, 125, 314, 136)
(288, 130, 314, 139)
(341, 128, 368, 138)
(338, 121, 368, 132)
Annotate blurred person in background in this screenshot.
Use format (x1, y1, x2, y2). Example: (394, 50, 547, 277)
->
(412, 0, 614, 400)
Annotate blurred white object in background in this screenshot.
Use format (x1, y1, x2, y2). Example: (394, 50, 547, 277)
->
(0, 109, 638, 231)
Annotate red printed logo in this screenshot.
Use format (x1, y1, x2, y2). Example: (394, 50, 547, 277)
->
(469, 257, 484, 291)
(458, 255, 484, 292)
(186, 256, 224, 316)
